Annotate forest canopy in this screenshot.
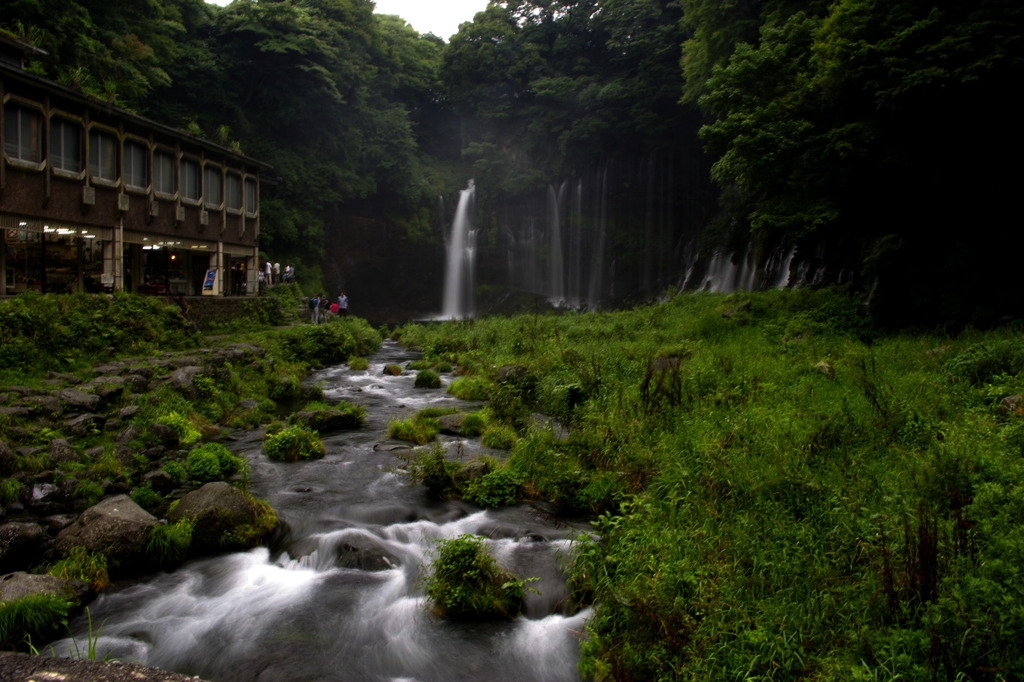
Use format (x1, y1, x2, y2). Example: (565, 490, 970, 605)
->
(2, 0, 1021, 322)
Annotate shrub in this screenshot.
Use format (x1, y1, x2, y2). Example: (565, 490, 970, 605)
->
(263, 425, 325, 462)
(415, 369, 442, 389)
(409, 444, 461, 498)
(424, 535, 533, 620)
(158, 411, 202, 445)
(72, 480, 105, 507)
(192, 374, 217, 399)
(186, 447, 220, 482)
(349, 356, 369, 371)
(163, 460, 187, 484)
(946, 339, 1024, 386)
(465, 468, 521, 508)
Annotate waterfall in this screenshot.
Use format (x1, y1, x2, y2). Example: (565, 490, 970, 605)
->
(441, 181, 476, 319)
(547, 183, 566, 306)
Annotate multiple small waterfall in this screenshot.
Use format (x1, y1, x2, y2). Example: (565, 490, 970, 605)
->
(440, 157, 805, 317)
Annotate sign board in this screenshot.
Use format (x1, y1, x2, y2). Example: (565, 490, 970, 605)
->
(202, 269, 218, 295)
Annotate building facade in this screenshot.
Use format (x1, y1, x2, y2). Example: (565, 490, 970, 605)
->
(0, 35, 270, 297)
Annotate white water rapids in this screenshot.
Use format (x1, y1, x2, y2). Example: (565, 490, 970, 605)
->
(46, 341, 589, 681)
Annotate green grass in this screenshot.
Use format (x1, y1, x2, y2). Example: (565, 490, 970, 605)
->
(391, 288, 1024, 679)
(146, 519, 194, 567)
(387, 407, 459, 445)
(0, 594, 73, 651)
(47, 547, 109, 592)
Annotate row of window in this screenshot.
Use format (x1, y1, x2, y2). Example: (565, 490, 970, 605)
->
(3, 101, 257, 214)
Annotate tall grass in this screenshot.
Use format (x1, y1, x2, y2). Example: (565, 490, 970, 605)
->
(391, 289, 1024, 679)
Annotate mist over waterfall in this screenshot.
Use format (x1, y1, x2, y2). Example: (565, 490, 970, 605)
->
(435, 153, 805, 320)
(441, 181, 476, 319)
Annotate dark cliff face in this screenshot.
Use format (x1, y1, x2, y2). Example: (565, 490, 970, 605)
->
(321, 211, 445, 325)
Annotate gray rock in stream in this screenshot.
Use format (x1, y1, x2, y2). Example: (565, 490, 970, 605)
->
(54, 494, 158, 575)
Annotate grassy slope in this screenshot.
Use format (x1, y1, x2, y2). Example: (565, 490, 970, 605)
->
(394, 289, 1024, 680)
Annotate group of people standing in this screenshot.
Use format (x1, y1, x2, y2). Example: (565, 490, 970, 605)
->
(258, 261, 295, 291)
(310, 291, 349, 324)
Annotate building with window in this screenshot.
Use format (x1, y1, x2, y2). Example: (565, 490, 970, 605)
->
(0, 34, 270, 296)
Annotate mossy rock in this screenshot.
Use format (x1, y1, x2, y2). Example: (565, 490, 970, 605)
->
(167, 482, 277, 553)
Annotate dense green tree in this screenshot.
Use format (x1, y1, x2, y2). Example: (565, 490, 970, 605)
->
(1, 0, 179, 104)
(692, 0, 1024, 322)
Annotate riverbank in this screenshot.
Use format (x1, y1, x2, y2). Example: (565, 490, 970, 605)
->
(0, 651, 207, 681)
(0, 291, 383, 654)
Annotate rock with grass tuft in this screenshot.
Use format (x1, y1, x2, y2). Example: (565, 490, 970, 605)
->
(54, 495, 158, 576)
(167, 482, 277, 553)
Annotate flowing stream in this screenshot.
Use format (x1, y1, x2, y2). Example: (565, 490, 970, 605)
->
(48, 341, 589, 681)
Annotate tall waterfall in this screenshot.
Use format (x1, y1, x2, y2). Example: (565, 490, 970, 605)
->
(441, 181, 476, 319)
(547, 183, 566, 306)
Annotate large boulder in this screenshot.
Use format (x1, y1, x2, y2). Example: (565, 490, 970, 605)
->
(167, 482, 276, 553)
(54, 495, 158, 574)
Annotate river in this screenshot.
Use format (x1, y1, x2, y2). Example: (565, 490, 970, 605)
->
(46, 341, 589, 681)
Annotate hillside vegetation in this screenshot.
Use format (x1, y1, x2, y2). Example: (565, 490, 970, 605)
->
(393, 288, 1024, 680)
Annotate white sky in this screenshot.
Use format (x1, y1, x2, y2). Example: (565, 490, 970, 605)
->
(373, 0, 489, 40)
(204, 1, 490, 41)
